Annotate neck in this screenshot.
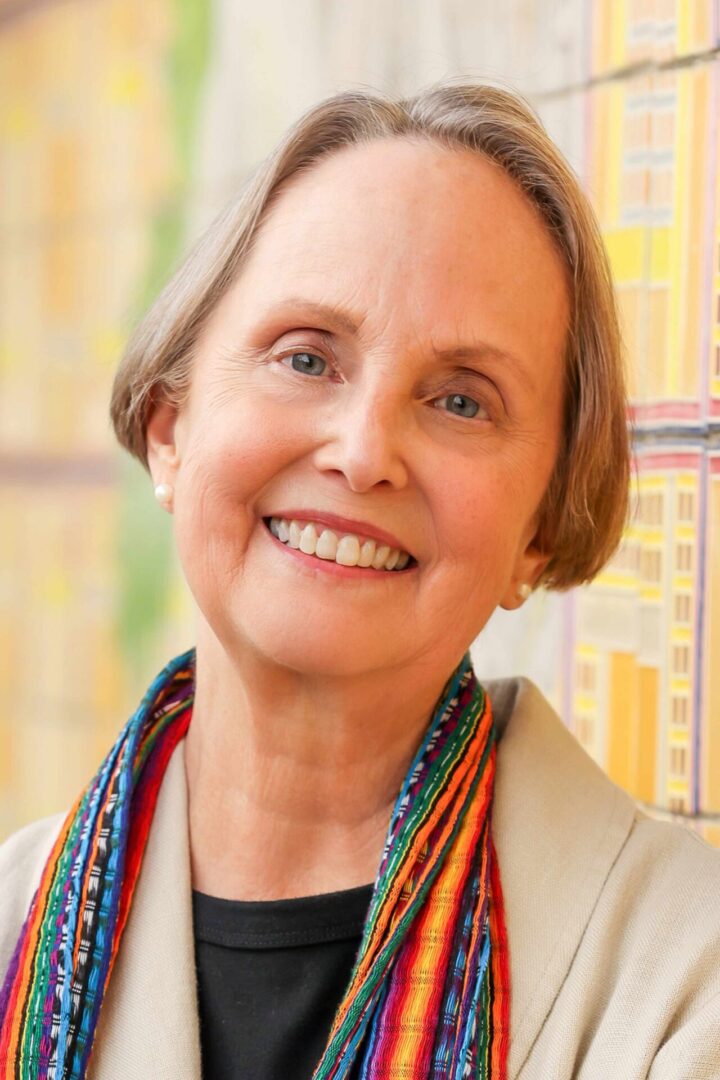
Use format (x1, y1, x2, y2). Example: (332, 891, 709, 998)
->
(183, 619, 461, 900)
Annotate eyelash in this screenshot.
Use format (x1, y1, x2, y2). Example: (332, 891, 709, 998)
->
(276, 349, 493, 422)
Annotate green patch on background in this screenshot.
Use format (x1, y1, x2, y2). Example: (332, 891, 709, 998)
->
(116, 0, 211, 677)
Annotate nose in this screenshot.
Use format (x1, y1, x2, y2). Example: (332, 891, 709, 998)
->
(311, 379, 410, 493)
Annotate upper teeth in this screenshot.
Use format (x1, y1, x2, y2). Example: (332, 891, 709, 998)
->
(267, 517, 411, 571)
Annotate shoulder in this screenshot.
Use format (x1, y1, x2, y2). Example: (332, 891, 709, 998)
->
(0, 811, 68, 983)
(491, 673, 720, 938)
(608, 808, 720, 978)
(624, 804, 720, 879)
(485, 676, 720, 1027)
(579, 812, 720, 1076)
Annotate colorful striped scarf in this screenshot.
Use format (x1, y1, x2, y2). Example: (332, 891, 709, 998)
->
(0, 647, 510, 1078)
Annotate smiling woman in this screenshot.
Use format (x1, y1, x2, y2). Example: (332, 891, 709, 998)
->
(2, 80, 720, 1080)
(138, 134, 572, 687)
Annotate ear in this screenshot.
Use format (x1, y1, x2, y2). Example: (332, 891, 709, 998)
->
(498, 536, 552, 611)
(145, 395, 182, 489)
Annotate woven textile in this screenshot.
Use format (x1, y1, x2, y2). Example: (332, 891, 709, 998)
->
(0, 647, 509, 1079)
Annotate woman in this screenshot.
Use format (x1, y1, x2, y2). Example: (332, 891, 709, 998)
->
(1, 80, 719, 1080)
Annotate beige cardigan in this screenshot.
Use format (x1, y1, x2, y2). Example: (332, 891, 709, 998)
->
(2, 677, 720, 1079)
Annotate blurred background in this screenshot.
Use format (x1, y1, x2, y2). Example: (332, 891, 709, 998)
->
(1, 0, 719, 845)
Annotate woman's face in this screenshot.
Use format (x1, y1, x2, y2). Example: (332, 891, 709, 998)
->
(147, 137, 570, 679)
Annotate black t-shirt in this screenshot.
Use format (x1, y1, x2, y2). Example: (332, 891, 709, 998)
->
(192, 882, 374, 1079)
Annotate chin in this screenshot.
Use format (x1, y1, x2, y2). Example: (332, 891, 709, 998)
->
(234, 613, 400, 679)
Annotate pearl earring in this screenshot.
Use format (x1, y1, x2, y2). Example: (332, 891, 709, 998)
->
(517, 582, 532, 602)
(154, 482, 174, 508)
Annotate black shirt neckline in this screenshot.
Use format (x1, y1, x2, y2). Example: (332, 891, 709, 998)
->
(191, 882, 375, 949)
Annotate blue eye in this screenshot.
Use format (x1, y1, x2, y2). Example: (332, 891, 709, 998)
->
(283, 351, 327, 376)
(437, 393, 483, 419)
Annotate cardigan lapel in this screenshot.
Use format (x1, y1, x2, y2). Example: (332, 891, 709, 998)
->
(88, 676, 637, 1080)
(485, 677, 637, 1079)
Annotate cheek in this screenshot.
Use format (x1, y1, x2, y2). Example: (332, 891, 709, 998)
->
(172, 394, 319, 579)
(172, 425, 260, 571)
(180, 398, 297, 504)
(434, 462, 528, 568)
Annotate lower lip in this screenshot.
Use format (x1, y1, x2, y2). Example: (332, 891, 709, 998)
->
(261, 519, 417, 580)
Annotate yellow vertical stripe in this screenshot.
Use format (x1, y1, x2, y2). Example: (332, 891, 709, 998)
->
(637, 667, 658, 804)
(705, 479, 720, 811)
(608, 653, 636, 794)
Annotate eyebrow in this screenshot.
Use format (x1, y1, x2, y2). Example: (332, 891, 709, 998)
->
(264, 297, 535, 389)
(267, 298, 362, 335)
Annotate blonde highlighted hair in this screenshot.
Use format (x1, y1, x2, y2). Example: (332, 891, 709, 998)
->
(110, 78, 630, 591)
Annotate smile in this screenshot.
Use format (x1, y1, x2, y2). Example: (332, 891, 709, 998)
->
(262, 517, 416, 572)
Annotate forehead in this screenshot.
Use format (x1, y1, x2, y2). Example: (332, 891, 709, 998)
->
(222, 137, 570, 361)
